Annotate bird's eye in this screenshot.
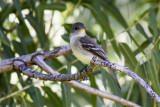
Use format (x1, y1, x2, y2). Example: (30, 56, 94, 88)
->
(75, 27, 78, 30)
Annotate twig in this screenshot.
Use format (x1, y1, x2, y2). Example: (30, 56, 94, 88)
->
(0, 82, 37, 102)
(13, 60, 91, 81)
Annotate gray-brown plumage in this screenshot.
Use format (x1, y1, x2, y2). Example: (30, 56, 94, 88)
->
(70, 22, 120, 88)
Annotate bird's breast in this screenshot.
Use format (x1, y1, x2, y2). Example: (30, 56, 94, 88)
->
(70, 36, 93, 64)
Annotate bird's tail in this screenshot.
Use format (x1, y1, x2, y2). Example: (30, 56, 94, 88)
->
(103, 67, 121, 89)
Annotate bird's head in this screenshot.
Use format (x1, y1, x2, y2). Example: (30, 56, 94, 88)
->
(70, 22, 86, 38)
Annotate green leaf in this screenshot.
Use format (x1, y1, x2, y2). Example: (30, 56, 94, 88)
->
(42, 86, 63, 107)
(16, 96, 33, 107)
(13, 0, 24, 21)
(89, 7, 120, 56)
(37, 3, 66, 11)
(153, 50, 160, 65)
(62, 33, 70, 43)
(99, 1, 145, 54)
(61, 83, 71, 107)
(73, 87, 92, 105)
(101, 68, 122, 107)
(45, 58, 64, 73)
(146, 57, 160, 95)
(119, 43, 138, 70)
(64, 54, 84, 70)
(61, 63, 71, 107)
(101, 68, 121, 92)
(12, 40, 26, 55)
(36, 2, 66, 23)
(16, 24, 28, 54)
(134, 37, 153, 55)
(100, 1, 128, 28)
(20, 22, 37, 53)
(1, 43, 14, 58)
(149, 7, 158, 36)
(93, 0, 100, 19)
(96, 96, 105, 107)
(26, 87, 44, 107)
(25, 0, 35, 10)
(136, 23, 149, 39)
(139, 86, 151, 107)
(0, 0, 5, 9)
(64, 24, 72, 33)
(129, 84, 141, 103)
(26, 14, 49, 51)
(101, 70, 107, 89)
(0, 4, 14, 23)
(89, 74, 98, 107)
(0, 23, 10, 46)
(127, 63, 140, 100)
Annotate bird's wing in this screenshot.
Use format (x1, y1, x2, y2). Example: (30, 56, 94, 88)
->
(79, 35, 108, 60)
(79, 35, 121, 88)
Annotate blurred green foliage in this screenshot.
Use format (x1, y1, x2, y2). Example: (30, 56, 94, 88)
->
(0, 0, 160, 106)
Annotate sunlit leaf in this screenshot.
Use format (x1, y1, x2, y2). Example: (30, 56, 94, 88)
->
(26, 14, 49, 51)
(16, 96, 32, 107)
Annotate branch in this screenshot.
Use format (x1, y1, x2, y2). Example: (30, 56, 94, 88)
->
(12, 57, 140, 107)
(66, 80, 140, 107)
(0, 45, 71, 73)
(0, 44, 155, 106)
(13, 60, 90, 81)
(43, 45, 72, 59)
(92, 58, 160, 104)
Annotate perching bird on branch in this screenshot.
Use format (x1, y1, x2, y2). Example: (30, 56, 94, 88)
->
(69, 22, 120, 88)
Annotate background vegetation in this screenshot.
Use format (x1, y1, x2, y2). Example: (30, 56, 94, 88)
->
(0, 0, 160, 106)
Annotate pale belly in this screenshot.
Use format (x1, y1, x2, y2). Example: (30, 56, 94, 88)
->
(70, 37, 94, 64)
(72, 47, 93, 64)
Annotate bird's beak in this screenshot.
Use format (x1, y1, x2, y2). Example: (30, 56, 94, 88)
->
(80, 28, 85, 30)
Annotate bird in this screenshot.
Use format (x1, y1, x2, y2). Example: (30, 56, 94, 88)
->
(69, 22, 120, 88)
